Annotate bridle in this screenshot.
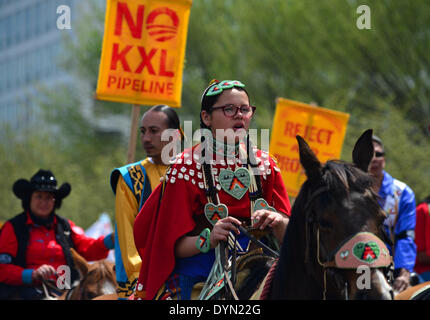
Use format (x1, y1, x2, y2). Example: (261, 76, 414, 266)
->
(216, 225, 279, 300)
(41, 264, 115, 300)
(304, 185, 394, 300)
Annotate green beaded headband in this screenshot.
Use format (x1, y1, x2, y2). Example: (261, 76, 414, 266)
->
(205, 80, 246, 96)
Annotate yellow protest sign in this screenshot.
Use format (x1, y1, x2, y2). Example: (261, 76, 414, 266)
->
(269, 98, 350, 197)
(96, 0, 192, 107)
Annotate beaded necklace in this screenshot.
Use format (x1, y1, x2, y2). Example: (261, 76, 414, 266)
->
(201, 135, 263, 217)
(198, 135, 270, 299)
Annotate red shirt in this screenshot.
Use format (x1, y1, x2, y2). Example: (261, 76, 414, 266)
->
(0, 212, 111, 285)
(415, 202, 430, 274)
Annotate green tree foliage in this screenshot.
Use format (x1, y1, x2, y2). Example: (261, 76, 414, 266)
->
(1, 0, 429, 226)
(0, 125, 124, 228)
(185, 0, 430, 201)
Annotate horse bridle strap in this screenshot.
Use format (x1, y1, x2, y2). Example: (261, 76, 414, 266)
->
(41, 279, 78, 300)
(316, 230, 393, 300)
(304, 186, 330, 213)
(304, 185, 330, 265)
(317, 230, 392, 269)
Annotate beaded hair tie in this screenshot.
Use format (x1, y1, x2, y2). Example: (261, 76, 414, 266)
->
(205, 80, 245, 97)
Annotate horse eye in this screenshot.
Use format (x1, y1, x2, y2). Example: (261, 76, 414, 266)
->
(318, 218, 333, 230)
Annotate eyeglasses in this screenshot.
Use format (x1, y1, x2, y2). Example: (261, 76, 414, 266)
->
(374, 151, 385, 158)
(210, 104, 256, 118)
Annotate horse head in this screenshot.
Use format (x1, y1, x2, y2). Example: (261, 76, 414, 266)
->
(270, 129, 394, 300)
(66, 248, 117, 300)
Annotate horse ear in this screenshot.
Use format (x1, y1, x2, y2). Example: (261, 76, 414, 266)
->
(296, 135, 322, 182)
(352, 129, 374, 172)
(70, 248, 89, 278)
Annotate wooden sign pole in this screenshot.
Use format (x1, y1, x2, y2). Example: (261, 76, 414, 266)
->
(127, 104, 141, 164)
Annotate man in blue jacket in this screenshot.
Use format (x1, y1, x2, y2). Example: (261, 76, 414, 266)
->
(369, 135, 417, 293)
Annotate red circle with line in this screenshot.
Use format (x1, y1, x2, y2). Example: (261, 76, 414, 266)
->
(146, 7, 179, 42)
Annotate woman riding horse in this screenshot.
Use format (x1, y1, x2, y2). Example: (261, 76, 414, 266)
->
(133, 79, 291, 300)
(0, 169, 115, 300)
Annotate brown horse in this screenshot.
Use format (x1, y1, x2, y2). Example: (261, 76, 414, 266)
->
(395, 281, 430, 300)
(45, 248, 117, 300)
(255, 129, 394, 299)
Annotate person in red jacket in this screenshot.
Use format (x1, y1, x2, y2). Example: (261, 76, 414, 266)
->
(0, 169, 115, 299)
(414, 195, 430, 281)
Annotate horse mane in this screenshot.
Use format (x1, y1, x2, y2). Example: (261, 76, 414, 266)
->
(321, 160, 374, 200)
(70, 248, 116, 285)
(322, 161, 384, 225)
(67, 249, 116, 300)
(86, 260, 116, 284)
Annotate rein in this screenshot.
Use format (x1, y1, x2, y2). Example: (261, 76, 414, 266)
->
(41, 279, 79, 300)
(198, 141, 279, 300)
(236, 225, 279, 259)
(41, 281, 57, 300)
(218, 226, 279, 300)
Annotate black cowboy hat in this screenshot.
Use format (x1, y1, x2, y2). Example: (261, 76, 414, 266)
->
(13, 169, 71, 209)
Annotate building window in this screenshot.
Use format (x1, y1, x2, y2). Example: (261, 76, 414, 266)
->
(36, 3, 43, 35)
(5, 16, 12, 46)
(17, 10, 25, 44)
(0, 62, 4, 93)
(0, 19, 5, 50)
(30, 4, 38, 38)
(5, 62, 11, 90)
(10, 13, 16, 46)
(25, 52, 31, 83)
(18, 55, 25, 87)
(43, 0, 51, 33)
